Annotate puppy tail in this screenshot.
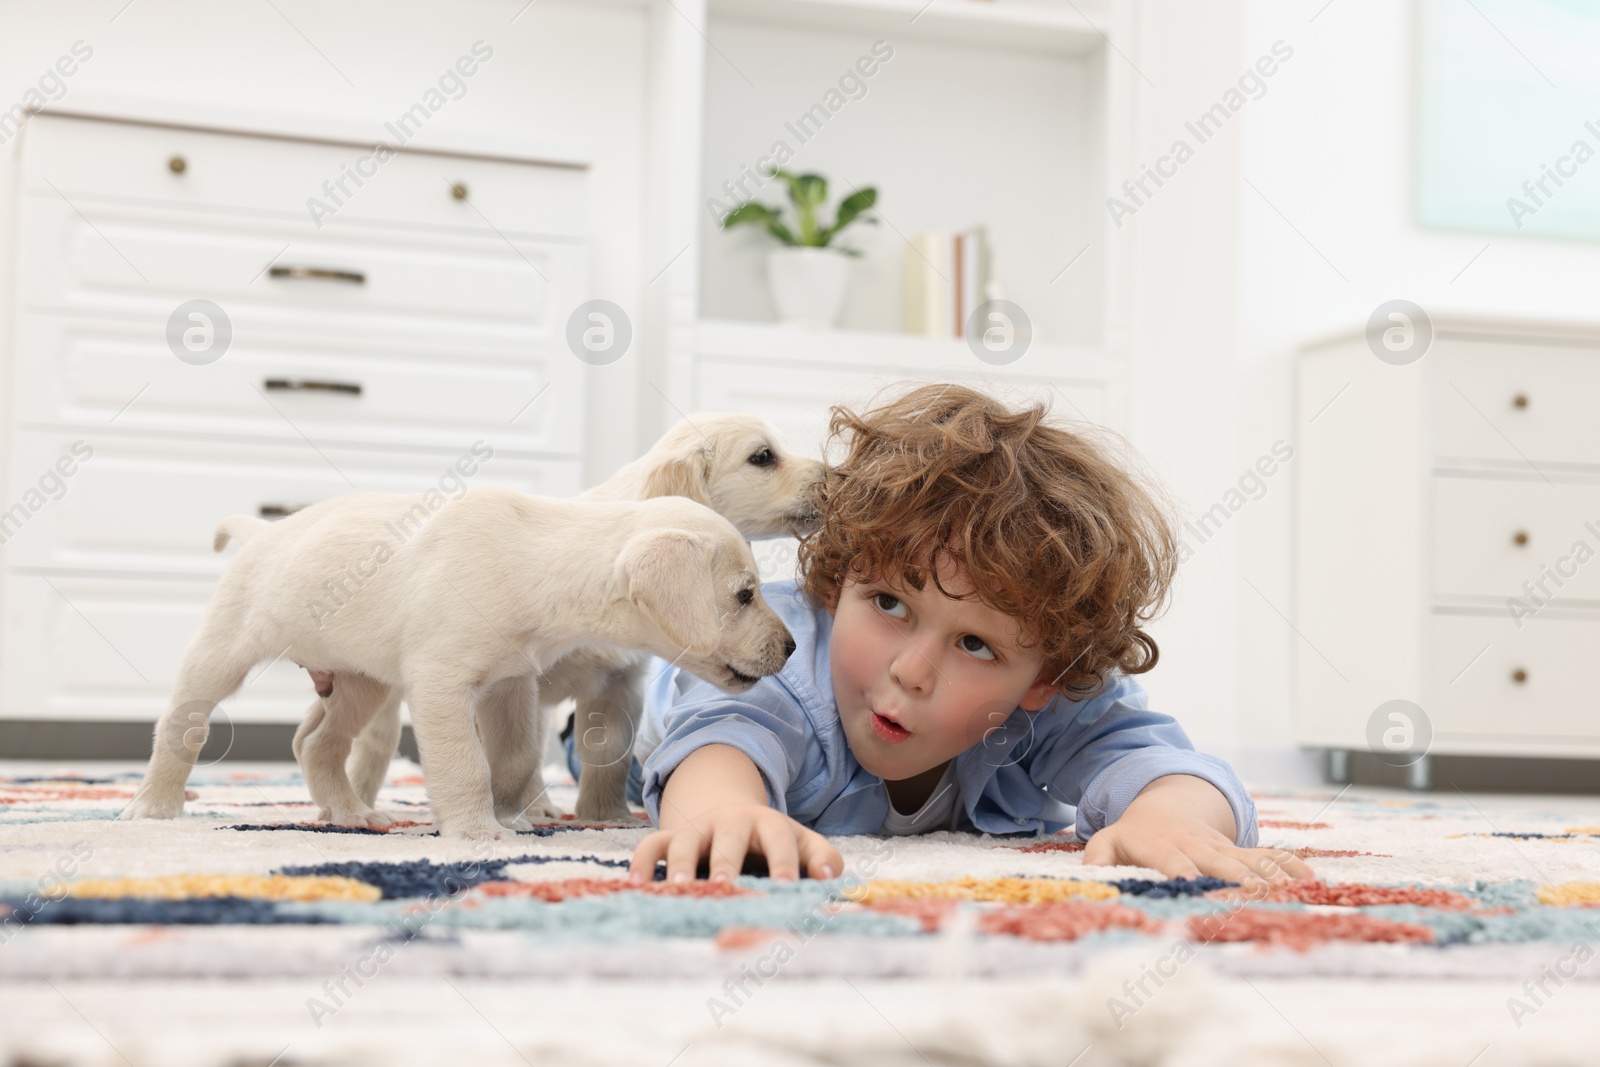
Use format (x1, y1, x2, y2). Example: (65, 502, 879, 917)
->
(213, 515, 271, 553)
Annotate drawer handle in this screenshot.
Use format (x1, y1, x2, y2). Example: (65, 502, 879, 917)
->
(1512, 393, 1529, 409)
(263, 378, 362, 397)
(268, 265, 366, 285)
(1512, 668, 1528, 684)
(259, 503, 311, 519)
(1513, 530, 1529, 546)
(451, 182, 469, 200)
(168, 155, 187, 175)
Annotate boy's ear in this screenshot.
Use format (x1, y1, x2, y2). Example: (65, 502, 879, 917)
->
(1019, 678, 1060, 711)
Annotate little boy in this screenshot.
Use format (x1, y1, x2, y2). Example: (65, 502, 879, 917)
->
(604, 383, 1308, 887)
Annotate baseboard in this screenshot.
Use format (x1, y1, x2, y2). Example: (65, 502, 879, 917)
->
(1209, 740, 1600, 795)
(0, 721, 421, 763)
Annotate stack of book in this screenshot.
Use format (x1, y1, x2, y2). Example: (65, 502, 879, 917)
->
(904, 227, 991, 338)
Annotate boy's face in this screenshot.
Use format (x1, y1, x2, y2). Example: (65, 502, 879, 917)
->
(826, 554, 1060, 783)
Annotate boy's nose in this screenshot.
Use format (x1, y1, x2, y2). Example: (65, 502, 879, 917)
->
(890, 643, 938, 692)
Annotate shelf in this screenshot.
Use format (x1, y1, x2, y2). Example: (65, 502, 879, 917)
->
(694, 317, 1114, 380)
(707, 0, 1112, 57)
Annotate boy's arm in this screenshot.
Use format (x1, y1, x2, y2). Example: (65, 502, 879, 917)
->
(629, 671, 842, 883)
(1022, 676, 1310, 885)
(1080, 773, 1308, 885)
(630, 743, 841, 884)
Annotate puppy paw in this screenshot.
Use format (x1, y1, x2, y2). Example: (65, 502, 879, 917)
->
(497, 812, 535, 833)
(322, 807, 396, 830)
(119, 793, 185, 820)
(573, 802, 640, 825)
(443, 822, 513, 842)
(518, 797, 567, 823)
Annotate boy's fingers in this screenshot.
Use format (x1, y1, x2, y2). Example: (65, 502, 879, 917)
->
(1150, 847, 1203, 882)
(753, 816, 802, 881)
(707, 818, 753, 883)
(1080, 832, 1119, 868)
(1262, 849, 1314, 881)
(665, 828, 707, 883)
(800, 834, 842, 880)
(1195, 849, 1268, 889)
(1226, 846, 1303, 884)
(629, 831, 670, 884)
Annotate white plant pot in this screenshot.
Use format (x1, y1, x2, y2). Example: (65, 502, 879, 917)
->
(766, 247, 851, 329)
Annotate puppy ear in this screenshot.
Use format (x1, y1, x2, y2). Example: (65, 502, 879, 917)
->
(641, 450, 712, 505)
(616, 530, 722, 656)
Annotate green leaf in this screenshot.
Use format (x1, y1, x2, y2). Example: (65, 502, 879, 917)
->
(721, 201, 781, 230)
(764, 217, 798, 245)
(769, 170, 827, 210)
(795, 174, 828, 209)
(820, 186, 877, 244)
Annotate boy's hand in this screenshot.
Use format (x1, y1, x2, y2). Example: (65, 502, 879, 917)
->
(629, 802, 843, 884)
(1081, 774, 1313, 887)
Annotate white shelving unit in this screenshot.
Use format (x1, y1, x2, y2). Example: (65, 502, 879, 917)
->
(640, 0, 1136, 450)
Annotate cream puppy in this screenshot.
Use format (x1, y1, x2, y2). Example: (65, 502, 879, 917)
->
(120, 489, 795, 839)
(329, 414, 824, 823)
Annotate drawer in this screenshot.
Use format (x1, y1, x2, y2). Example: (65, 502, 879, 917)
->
(0, 571, 313, 722)
(23, 113, 587, 239)
(0, 430, 582, 577)
(19, 199, 583, 331)
(1427, 612, 1600, 741)
(1432, 475, 1600, 603)
(12, 313, 580, 454)
(1431, 339, 1600, 469)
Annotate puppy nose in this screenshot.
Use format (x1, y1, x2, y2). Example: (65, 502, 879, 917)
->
(783, 636, 796, 659)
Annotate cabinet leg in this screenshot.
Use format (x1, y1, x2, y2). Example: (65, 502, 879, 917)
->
(1325, 748, 1350, 785)
(1405, 755, 1432, 792)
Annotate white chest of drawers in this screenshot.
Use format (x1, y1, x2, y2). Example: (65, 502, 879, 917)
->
(0, 110, 589, 724)
(1295, 318, 1600, 783)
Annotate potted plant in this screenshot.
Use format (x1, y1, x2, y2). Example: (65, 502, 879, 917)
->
(721, 171, 877, 329)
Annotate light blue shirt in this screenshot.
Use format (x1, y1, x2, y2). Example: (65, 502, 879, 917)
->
(636, 579, 1258, 844)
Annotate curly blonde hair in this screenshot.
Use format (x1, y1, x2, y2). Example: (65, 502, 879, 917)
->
(795, 382, 1178, 699)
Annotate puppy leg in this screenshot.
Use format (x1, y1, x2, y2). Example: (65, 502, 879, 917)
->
(291, 700, 326, 766)
(407, 680, 506, 840)
(299, 675, 396, 828)
(572, 665, 645, 824)
(347, 687, 404, 809)
(478, 673, 559, 828)
(121, 630, 256, 820)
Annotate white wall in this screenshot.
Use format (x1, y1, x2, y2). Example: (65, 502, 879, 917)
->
(1112, 0, 1246, 758)
(1121, 0, 1600, 779)
(0, 0, 652, 488)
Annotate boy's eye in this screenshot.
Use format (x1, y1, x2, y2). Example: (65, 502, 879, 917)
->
(872, 592, 907, 619)
(960, 634, 997, 661)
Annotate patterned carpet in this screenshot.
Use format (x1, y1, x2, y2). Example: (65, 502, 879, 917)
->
(4, 761, 1600, 1065)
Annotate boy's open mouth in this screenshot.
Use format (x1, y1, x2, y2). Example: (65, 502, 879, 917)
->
(870, 709, 911, 743)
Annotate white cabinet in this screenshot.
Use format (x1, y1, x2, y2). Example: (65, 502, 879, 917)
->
(0, 110, 589, 723)
(1294, 319, 1600, 781)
